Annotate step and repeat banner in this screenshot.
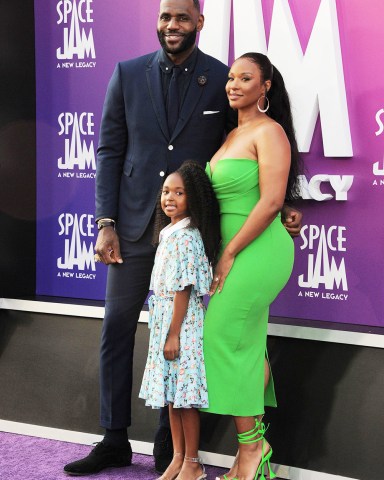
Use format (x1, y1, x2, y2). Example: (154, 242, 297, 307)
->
(35, 0, 384, 327)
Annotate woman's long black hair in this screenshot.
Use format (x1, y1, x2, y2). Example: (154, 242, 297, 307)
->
(239, 52, 302, 201)
(153, 160, 221, 265)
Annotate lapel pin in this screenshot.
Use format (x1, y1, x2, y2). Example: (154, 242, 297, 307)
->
(197, 75, 207, 86)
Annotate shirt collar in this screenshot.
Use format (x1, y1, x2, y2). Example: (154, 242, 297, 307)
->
(158, 47, 198, 75)
(159, 217, 191, 242)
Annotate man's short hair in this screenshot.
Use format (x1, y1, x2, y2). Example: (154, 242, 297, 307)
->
(193, 0, 201, 13)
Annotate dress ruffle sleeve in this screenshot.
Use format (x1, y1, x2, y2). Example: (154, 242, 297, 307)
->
(164, 228, 211, 297)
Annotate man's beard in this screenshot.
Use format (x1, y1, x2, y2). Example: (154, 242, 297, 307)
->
(157, 28, 197, 55)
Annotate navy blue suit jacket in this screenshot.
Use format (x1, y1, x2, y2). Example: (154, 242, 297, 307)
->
(96, 48, 235, 242)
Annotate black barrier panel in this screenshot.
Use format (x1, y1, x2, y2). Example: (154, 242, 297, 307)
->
(0, 0, 36, 298)
(1, 309, 384, 480)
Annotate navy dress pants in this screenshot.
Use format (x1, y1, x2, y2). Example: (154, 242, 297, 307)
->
(99, 225, 168, 430)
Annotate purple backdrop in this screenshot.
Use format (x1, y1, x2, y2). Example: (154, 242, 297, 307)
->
(35, 0, 384, 327)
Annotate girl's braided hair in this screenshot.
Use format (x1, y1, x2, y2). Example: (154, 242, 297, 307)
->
(153, 160, 221, 264)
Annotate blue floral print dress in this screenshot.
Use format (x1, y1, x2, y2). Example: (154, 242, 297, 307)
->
(139, 218, 211, 409)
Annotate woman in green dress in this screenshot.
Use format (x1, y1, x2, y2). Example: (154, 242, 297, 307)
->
(202, 53, 302, 480)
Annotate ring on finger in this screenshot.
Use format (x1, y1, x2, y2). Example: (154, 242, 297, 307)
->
(215, 276, 219, 281)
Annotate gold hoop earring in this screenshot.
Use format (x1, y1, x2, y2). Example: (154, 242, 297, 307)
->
(257, 94, 269, 113)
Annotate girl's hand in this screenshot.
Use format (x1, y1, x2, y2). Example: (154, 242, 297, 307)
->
(210, 250, 235, 295)
(164, 333, 180, 361)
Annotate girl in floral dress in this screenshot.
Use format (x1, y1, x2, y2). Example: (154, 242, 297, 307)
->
(140, 161, 221, 480)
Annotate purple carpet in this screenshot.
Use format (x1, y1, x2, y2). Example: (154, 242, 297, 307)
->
(0, 432, 226, 479)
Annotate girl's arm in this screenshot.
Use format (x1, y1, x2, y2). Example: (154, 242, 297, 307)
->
(211, 123, 291, 294)
(163, 285, 192, 361)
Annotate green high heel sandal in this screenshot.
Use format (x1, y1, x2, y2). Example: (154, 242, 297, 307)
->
(233, 419, 276, 480)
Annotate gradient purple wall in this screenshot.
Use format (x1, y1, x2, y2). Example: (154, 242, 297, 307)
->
(35, 0, 384, 326)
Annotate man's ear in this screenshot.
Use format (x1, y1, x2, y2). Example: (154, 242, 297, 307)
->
(197, 14, 204, 32)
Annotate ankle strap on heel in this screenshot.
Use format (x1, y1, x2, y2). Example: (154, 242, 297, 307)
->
(184, 456, 202, 463)
(236, 420, 275, 480)
(184, 456, 206, 478)
(237, 419, 269, 444)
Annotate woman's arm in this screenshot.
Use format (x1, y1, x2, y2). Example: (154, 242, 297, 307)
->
(163, 285, 192, 361)
(210, 123, 291, 294)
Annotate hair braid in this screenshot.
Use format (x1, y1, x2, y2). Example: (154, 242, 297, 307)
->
(152, 161, 221, 265)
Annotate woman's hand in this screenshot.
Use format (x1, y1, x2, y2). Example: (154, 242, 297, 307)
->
(282, 205, 303, 237)
(210, 250, 235, 295)
(163, 333, 180, 361)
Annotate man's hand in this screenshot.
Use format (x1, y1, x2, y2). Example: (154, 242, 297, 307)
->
(94, 227, 123, 264)
(282, 204, 303, 238)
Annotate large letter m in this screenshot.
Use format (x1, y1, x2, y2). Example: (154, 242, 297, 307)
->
(199, 0, 353, 157)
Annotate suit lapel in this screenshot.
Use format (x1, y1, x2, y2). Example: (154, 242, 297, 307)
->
(146, 51, 170, 140)
(146, 49, 211, 141)
(171, 49, 209, 141)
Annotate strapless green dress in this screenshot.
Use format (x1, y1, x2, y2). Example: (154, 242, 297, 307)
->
(202, 159, 294, 416)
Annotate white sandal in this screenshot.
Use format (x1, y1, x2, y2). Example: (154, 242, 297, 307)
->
(184, 456, 207, 480)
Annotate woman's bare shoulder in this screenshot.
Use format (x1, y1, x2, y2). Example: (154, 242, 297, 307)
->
(254, 119, 288, 146)
(255, 118, 284, 136)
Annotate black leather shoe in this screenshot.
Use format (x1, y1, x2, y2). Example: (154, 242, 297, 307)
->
(63, 441, 132, 476)
(153, 427, 173, 474)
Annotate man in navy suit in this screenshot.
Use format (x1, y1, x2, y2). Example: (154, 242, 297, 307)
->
(64, 0, 301, 475)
